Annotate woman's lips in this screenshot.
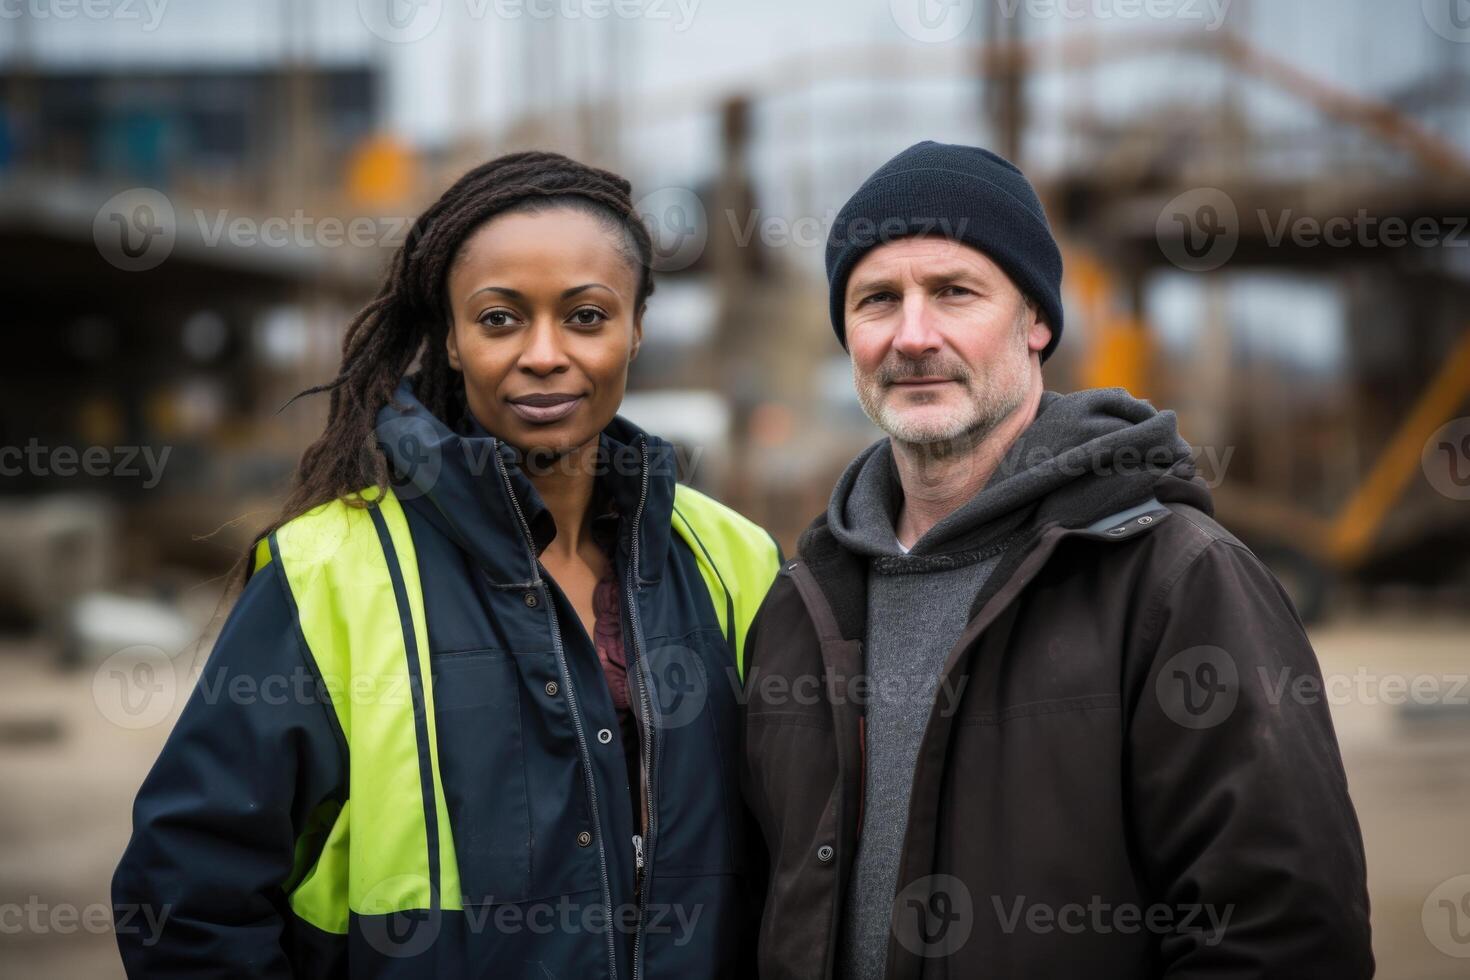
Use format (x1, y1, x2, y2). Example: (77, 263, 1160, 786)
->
(507, 394, 584, 424)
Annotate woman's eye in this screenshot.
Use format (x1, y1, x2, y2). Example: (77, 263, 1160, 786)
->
(478, 309, 517, 328)
(569, 307, 608, 327)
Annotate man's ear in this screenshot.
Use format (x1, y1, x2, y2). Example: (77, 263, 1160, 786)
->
(445, 322, 462, 371)
(1027, 315, 1052, 356)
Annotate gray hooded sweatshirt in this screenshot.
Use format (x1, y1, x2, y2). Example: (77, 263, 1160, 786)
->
(831, 387, 1194, 980)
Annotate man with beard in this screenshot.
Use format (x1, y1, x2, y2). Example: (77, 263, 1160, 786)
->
(741, 141, 1373, 979)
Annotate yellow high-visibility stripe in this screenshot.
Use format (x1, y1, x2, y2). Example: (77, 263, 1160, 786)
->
(671, 484, 781, 681)
(271, 488, 463, 931)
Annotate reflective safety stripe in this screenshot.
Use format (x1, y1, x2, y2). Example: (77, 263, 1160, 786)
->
(670, 484, 782, 681)
(265, 487, 464, 930)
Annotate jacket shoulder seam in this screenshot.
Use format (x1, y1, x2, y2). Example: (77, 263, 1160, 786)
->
(1134, 524, 1227, 660)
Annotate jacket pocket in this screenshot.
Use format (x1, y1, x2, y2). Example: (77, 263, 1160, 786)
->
(430, 647, 532, 906)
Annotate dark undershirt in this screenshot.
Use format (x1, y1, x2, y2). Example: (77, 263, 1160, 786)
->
(588, 498, 643, 830)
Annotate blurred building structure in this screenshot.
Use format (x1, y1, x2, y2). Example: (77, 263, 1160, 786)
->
(3, 2, 1470, 977)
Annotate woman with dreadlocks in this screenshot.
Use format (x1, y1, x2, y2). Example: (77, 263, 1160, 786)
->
(113, 151, 780, 979)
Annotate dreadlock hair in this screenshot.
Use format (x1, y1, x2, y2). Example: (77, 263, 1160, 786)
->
(251, 150, 655, 569)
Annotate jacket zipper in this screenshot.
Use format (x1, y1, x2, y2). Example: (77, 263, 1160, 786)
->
(493, 444, 621, 980)
(626, 438, 657, 980)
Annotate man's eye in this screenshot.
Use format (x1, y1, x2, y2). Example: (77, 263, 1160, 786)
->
(569, 307, 608, 327)
(939, 285, 973, 297)
(856, 292, 896, 308)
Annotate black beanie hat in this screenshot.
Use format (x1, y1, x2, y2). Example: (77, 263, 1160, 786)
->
(825, 141, 1064, 362)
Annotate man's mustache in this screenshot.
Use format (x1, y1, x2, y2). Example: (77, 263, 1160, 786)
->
(876, 358, 972, 386)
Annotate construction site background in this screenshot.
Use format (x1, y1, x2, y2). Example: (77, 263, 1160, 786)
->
(2, 1, 1469, 976)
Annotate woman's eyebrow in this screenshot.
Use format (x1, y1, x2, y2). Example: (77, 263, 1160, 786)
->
(466, 285, 523, 302)
(562, 282, 613, 298)
(465, 283, 616, 302)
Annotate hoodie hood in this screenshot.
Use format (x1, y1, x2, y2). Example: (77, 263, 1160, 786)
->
(827, 387, 1210, 559)
(374, 377, 679, 586)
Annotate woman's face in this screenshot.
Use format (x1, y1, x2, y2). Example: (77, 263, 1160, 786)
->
(445, 207, 642, 459)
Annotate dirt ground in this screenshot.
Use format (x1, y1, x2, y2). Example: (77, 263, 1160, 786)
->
(1, 614, 1467, 978)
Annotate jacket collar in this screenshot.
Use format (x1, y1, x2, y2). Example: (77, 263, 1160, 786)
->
(794, 484, 1189, 644)
(375, 378, 678, 588)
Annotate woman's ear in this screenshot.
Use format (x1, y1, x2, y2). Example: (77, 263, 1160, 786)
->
(630, 308, 644, 361)
(445, 321, 463, 371)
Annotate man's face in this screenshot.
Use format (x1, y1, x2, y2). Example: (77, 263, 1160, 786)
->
(844, 236, 1052, 449)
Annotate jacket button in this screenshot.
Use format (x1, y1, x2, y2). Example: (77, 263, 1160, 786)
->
(524, 592, 539, 607)
(544, 681, 559, 697)
(597, 728, 614, 744)
(577, 830, 593, 847)
(816, 844, 834, 863)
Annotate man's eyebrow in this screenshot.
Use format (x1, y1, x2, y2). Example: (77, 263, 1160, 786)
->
(847, 274, 899, 297)
(847, 266, 984, 298)
(915, 267, 985, 287)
